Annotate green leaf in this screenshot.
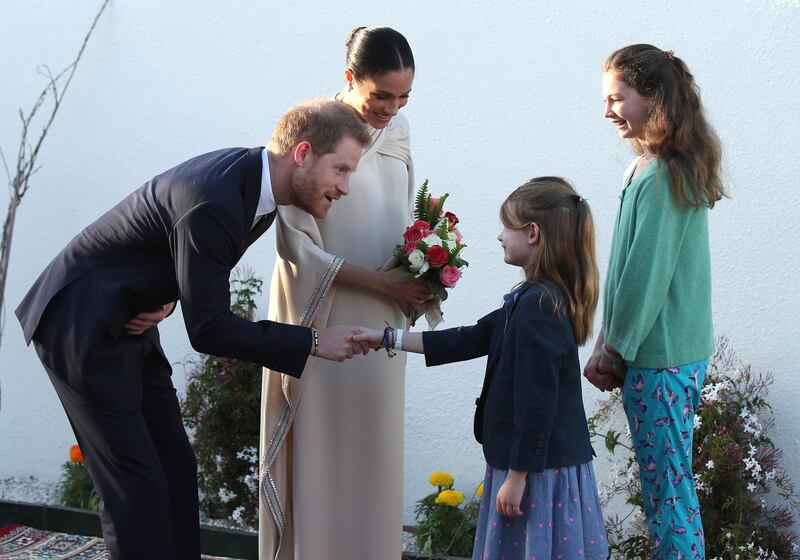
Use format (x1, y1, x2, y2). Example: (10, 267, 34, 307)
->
(605, 429, 620, 453)
(414, 179, 430, 222)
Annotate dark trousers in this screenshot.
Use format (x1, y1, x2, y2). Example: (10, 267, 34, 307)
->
(32, 279, 200, 560)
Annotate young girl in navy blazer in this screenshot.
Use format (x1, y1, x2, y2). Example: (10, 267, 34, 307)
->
(356, 177, 609, 559)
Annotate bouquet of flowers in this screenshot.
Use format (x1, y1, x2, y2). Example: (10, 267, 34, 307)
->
(394, 180, 468, 328)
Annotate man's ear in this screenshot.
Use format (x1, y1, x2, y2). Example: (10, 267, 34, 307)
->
(292, 141, 313, 166)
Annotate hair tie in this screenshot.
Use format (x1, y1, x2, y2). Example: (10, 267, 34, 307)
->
(575, 194, 586, 203)
(382, 322, 396, 358)
(664, 49, 675, 60)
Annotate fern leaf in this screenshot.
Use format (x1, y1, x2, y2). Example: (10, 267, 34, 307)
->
(414, 179, 430, 221)
(430, 193, 449, 221)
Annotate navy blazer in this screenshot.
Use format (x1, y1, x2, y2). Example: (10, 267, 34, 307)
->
(16, 147, 311, 376)
(423, 283, 594, 473)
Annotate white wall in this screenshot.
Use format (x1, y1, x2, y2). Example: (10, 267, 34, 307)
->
(2, 0, 799, 526)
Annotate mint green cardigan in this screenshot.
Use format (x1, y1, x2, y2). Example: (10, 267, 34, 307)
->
(603, 159, 714, 368)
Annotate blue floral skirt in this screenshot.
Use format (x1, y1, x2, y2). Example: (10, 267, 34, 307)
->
(472, 462, 608, 560)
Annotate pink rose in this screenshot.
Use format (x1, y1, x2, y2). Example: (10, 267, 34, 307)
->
(427, 245, 449, 268)
(453, 228, 462, 244)
(440, 265, 462, 288)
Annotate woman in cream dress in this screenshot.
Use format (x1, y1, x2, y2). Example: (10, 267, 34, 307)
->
(259, 27, 427, 559)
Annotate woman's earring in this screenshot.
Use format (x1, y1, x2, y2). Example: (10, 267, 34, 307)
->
(347, 83, 353, 91)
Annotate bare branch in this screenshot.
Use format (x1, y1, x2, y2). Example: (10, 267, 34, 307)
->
(0, 0, 111, 405)
(0, 149, 12, 187)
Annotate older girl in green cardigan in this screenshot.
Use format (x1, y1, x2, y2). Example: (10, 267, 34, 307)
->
(586, 44, 727, 559)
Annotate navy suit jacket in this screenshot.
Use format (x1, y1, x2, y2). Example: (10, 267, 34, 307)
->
(16, 147, 311, 377)
(423, 283, 594, 472)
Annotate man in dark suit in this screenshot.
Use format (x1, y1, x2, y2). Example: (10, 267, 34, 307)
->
(16, 99, 372, 559)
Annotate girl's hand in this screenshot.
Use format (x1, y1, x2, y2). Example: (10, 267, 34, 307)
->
(584, 350, 616, 391)
(380, 266, 433, 309)
(597, 350, 627, 389)
(351, 328, 385, 350)
(496, 470, 526, 517)
(584, 349, 626, 391)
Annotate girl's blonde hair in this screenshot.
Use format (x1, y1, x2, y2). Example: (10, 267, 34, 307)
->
(500, 177, 599, 345)
(604, 44, 726, 209)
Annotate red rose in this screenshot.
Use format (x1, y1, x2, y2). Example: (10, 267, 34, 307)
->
(404, 220, 434, 244)
(404, 241, 416, 256)
(427, 245, 449, 268)
(440, 265, 462, 287)
(444, 211, 459, 230)
(403, 226, 424, 244)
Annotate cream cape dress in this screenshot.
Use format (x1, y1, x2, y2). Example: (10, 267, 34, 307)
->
(259, 113, 414, 560)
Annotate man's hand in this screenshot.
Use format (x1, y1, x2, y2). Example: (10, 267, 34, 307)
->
(124, 302, 176, 335)
(496, 469, 527, 517)
(315, 325, 373, 362)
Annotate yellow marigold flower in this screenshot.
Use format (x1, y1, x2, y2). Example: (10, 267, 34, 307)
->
(475, 481, 484, 498)
(69, 444, 84, 464)
(428, 471, 454, 487)
(435, 489, 464, 507)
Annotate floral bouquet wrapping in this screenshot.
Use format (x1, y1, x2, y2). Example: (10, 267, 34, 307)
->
(394, 180, 468, 329)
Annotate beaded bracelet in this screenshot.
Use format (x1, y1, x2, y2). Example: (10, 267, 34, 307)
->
(310, 327, 319, 357)
(382, 322, 397, 358)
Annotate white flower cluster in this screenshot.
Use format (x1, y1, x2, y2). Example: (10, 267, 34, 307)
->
(231, 505, 245, 524)
(740, 407, 762, 437)
(218, 486, 236, 503)
(701, 379, 729, 403)
(743, 444, 763, 482)
(236, 446, 258, 464)
(694, 472, 708, 493)
(708, 531, 781, 559)
(236, 446, 259, 494)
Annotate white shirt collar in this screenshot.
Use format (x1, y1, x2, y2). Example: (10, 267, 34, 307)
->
(256, 148, 276, 219)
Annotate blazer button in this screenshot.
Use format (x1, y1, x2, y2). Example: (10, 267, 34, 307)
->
(535, 449, 542, 455)
(538, 434, 545, 440)
(537, 441, 544, 447)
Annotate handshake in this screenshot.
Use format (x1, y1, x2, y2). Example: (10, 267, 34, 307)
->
(311, 326, 391, 362)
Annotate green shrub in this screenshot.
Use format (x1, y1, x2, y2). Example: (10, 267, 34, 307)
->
(181, 270, 263, 529)
(59, 444, 99, 510)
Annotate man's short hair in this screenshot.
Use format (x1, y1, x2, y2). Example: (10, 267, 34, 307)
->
(268, 99, 371, 156)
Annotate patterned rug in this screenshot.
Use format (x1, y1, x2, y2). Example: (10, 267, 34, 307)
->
(0, 524, 232, 559)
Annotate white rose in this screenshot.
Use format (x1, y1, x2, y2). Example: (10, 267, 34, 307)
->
(408, 249, 427, 272)
(422, 234, 443, 247)
(414, 261, 430, 278)
(447, 231, 458, 247)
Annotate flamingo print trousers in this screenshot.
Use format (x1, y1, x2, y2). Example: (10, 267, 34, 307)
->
(622, 359, 708, 560)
